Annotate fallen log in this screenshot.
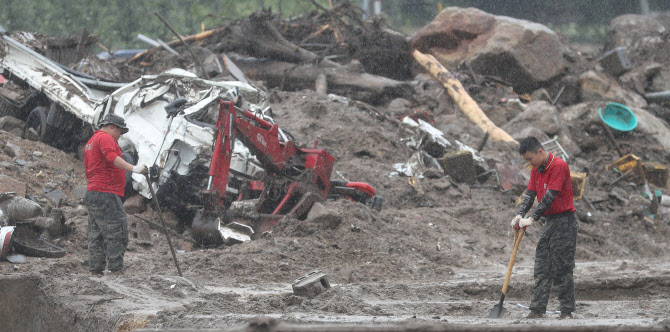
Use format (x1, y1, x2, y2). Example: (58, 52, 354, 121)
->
(211, 11, 336, 66)
(412, 49, 518, 144)
(242, 60, 413, 105)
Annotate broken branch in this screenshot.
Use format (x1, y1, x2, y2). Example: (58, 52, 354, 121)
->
(412, 49, 518, 145)
(155, 12, 211, 79)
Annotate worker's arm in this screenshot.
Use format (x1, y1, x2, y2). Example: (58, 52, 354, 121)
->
(530, 189, 559, 222)
(113, 156, 133, 172)
(113, 156, 148, 174)
(517, 190, 537, 218)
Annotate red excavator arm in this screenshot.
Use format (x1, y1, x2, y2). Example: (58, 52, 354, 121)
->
(201, 100, 334, 209)
(193, 99, 379, 245)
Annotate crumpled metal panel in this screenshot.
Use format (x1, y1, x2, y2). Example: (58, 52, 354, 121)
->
(2, 34, 271, 202)
(105, 69, 269, 198)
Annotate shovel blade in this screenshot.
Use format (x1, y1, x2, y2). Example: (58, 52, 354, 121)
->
(488, 304, 506, 318)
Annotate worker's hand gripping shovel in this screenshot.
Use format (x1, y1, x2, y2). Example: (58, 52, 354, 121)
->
(488, 225, 525, 318)
(144, 174, 183, 277)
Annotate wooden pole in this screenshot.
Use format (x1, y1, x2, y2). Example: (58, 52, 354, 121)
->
(155, 12, 211, 80)
(412, 49, 518, 145)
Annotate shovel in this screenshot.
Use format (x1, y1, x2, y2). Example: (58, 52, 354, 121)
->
(488, 226, 525, 318)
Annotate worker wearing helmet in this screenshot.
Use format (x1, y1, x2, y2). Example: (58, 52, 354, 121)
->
(83, 114, 148, 276)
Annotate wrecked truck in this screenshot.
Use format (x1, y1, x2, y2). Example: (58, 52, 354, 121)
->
(1, 34, 380, 243)
(1, 34, 272, 222)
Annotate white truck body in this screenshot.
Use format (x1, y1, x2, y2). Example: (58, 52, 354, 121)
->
(1, 34, 267, 204)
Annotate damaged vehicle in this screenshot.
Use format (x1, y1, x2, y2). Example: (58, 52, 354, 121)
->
(1, 34, 381, 244)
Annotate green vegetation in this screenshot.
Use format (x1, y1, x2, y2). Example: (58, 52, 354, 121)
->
(1, 0, 669, 49)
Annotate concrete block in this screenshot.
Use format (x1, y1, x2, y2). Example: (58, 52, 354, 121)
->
(292, 270, 330, 298)
(441, 150, 475, 183)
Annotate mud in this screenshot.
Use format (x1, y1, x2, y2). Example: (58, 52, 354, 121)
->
(2, 83, 670, 331)
(3, 7, 670, 331)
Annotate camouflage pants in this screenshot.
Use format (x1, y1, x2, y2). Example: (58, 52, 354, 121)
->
(529, 212, 578, 313)
(84, 191, 128, 272)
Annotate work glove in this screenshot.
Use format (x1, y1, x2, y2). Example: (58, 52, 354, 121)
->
(519, 217, 534, 228)
(132, 164, 149, 175)
(511, 215, 522, 228)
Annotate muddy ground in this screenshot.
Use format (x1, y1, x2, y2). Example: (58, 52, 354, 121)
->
(2, 81, 670, 331)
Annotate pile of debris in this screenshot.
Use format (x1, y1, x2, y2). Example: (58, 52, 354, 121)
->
(2, 3, 670, 259)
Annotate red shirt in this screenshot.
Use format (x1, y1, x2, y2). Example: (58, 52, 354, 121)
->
(527, 153, 575, 216)
(84, 130, 126, 196)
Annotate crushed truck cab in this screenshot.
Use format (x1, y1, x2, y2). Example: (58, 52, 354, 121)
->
(1, 34, 381, 240)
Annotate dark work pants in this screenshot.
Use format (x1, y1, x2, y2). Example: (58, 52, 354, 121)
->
(529, 212, 578, 313)
(84, 191, 128, 272)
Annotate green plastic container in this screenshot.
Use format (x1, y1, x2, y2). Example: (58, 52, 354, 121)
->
(598, 102, 637, 132)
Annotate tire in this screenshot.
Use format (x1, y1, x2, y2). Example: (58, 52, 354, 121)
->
(22, 106, 48, 141)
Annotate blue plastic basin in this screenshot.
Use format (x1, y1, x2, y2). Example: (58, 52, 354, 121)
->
(599, 103, 637, 132)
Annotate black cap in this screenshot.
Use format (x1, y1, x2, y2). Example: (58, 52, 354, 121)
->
(99, 114, 129, 134)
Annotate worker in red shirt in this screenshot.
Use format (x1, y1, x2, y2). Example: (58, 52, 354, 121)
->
(84, 114, 147, 276)
(511, 137, 578, 319)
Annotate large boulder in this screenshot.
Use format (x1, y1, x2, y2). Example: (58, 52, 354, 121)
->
(579, 70, 647, 108)
(634, 107, 670, 152)
(502, 101, 560, 136)
(604, 14, 669, 67)
(411, 7, 568, 92)
(511, 127, 550, 143)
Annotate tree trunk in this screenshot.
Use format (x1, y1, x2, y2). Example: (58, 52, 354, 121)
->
(242, 60, 412, 105)
(412, 49, 518, 145)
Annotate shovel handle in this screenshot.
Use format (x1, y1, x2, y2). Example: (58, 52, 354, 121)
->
(501, 228, 524, 295)
(145, 174, 183, 277)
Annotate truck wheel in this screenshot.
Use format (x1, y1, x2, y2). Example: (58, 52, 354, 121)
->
(22, 106, 48, 141)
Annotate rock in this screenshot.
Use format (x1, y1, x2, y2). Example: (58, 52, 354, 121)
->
(633, 107, 670, 152)
(411, 7, 568, 91)
(3, 142, 19, 158)
(72, 185, 88, 200)
(558, 102, 599, 124)
(511, 127, 550, 143)
(0, 116, 25, 132)
(123, 194, 146, 215)
(45, 190, 67, 207)
(15, 159, 26, 166)
(0, 161, 15, 170)
(305, 202, 342, 229)
(386, 98, 412, 117)
(579, 70, 647, 108)
(650, 67, 670, 93)
(531, 88, 552, 103)
(32, 151, 43, 157)
(619, 62, 662, 94)
(597, 47, 632, 77)
(604, 14, 668, 67)
(24, 128, 40, 142)
(502, 101, 560, 136)
(9, 128, 21, 137)
(557, 129, 582, 159)
(554, 75, 580, 106)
